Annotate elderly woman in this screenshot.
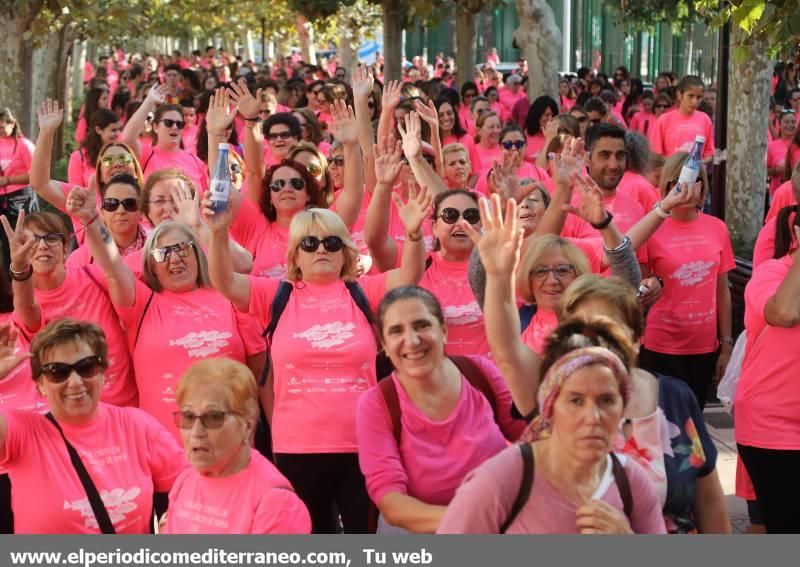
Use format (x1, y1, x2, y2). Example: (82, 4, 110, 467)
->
(164, 359, 310, 534)
(204, 200, 429, 534)
(0, 319, 184, 533)
(64, 187, 266, 443)
(357, 286, 524, 534)
(438, 318, 666, 534)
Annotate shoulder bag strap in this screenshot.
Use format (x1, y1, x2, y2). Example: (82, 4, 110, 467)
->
(500, 443, 534, 534)
(44, 413, 116, 534)
(378, 377, 402, 446)
(449, 355, 498, 422)
(610, 452, 633, 518)
(133, 290, 155, 348)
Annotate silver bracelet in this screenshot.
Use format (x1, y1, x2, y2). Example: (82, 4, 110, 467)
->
(603, 235, 630, 253)
(653, 201, 672, 219)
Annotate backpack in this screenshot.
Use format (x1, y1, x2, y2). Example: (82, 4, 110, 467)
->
(499, 444, 633, 533)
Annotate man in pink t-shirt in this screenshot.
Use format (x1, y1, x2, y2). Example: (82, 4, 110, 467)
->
(498, 75, 528, 122)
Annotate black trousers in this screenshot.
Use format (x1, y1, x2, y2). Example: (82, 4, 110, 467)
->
(639, 347, 719, 410)
(738, 444, 800, 533)
(0, 474, 12, 533)
(274, 453, 370, 534)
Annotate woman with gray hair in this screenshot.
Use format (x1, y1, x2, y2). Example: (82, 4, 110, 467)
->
(617, 130, 659, 213)
(64, 185, 266, 444)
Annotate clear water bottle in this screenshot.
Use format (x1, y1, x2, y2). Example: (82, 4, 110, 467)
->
(676, 135, 705, 190)
(209, 143, 231, 213)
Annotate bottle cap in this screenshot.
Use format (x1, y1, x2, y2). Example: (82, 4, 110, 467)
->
(217, 143, 229, 150)
(695, 135, 705, 143)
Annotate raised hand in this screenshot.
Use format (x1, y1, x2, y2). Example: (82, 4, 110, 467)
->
(562, 173, 608, 226)
(329, 99, 358, 144)
(413, 99, 439, 131)
(206, 87, 235, 136)
(65, 186, 99, 225)
(145, 83, 169, 106)
(661, 180, 702, 213)
(543, 117, 560, 141)
(382, 80, 402, 110)
(201, 196, 233, 233)
(352, 64, 374, 101)
(550, 136, 586, 187)
(397, 112, 422, 160)
(373, 137, 404, 186)
(393, 183, 433, 235)
(228, 79, 262, 120)
(462, 194, 524, 278)
(172, 181, 202, 230)
(0, 212, 36, 271)
(0, 324, 30, 382)
(37, 99, 64, 132)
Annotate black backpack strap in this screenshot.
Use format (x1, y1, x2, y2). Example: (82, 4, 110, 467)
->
(344, 281, 395, 379)
(424, 256, 433, 271)
(344, 280, 375, 324)
(610, 452, 633, 518)
(133, 290, 155, 348)
(141, 150, 155, 173)
(449, 356, 498, 422)
(500, 443, 534, 534)
(44, 413, 116, 534)
(258, 281, 293, 386)
(518, 304, 537, 333)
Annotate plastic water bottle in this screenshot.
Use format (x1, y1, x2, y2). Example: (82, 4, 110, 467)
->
(209, 143, 231, 213)
(676, 135, 705, 190)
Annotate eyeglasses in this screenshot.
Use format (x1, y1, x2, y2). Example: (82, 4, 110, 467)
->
(438, 207, 480, 225)
(531, 263, 576, 281)
(328, 156, 345, 167)
(305, 163, 323, 176)
(268, 131, 295, 141)
(299, 235, 344, 253)
(655, 104, 669, 109)
(32, 232, 65, 246)
(230, 163, 242, 174)
(270, 178, 306, 192)
(40, 355, 106, 383)
(100, 153, 134, 167)
(159, 118, 185, 130)
(173, 410, 238, 430)
(102, 197, 139, 212)
(502, 140, 526, 150)
(148, 198, 176, 208)
(150, 241, 194, 263)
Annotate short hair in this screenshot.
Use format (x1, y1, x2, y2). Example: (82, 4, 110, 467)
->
(559, 275, 644, 341)
(678, 75, 705, 93)
(500, 123, 526, 142)
(584, 123, 626, 152)
(377, 286, 445, 341)
(23, 212, 69, 255)
(584, 97, 608, 116)
(516, 235, 591, 303)
(286, 208, 360, 282)
(30, 319, 108, 381)
(141, 221, 211, 292)
(141, 168, 195, 224)
(96, 142, 144, 189)
(164, 64, 181, 74)
(442, 143, 469, 160)
(103, 173, 142, 200)
(470, 95, 490, 112)
(659, 152, 709, 205)
(176, 358, 258, 421)
(263, 112, 302, 139)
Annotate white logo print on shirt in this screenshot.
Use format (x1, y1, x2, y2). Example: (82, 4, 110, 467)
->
(293, 322, 356, 349)
(258, 264, 287, 279)
(442, 302, 483, 326)
(169, 330, 232, 357)
(64, 487, 141, 530)
(671, 261, 714, 287)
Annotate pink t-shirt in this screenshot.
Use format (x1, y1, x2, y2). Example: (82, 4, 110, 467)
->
(418, 253, 490, 357)
(648, 109, 714, 159)
(164, 448, 311, 534)
(559, 96, 576, 113)
(643, 214, 735, 355)
(525, 132, 546, 161)
(471, 144, 504, 172)
(250, 222, 290, 280)
(752, 216, 791, 267)
(140, 145, 209, 193)
(472, 162, 552, 196)
(181, 124, 200, 156)
(736, 255, 800, 449)
(0, 316, 44, 414)
(765, 180, 795, 222)
(499, 89, 528, 121)
(114, 281, 264, 441)
(0, 403, 185, 534)
(66, 240, 145, 280)
(356, 357, 524, 507)
(767, 138, 791, 197)
(67, 149, 96, 188)
(520, 308, 558, 355)
(458, 105, 472, 135)
(437, 446, 666, 534)
(617, 171, 659, 213)
(248, 274, 388, 454)
(0, 137, 34, 195)
(629, 111, 656, 137)
(26, 266, 137, 407)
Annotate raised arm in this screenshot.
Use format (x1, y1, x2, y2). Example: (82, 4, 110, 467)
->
(329, 99, 364, 228)
(30, 100, 69, 210)
(1, 212, 40, 331)
(201, 200, 253, 311)
(384, 184, 431, 290)
(377, 80, 401, 148)
(414, 99, 444, 178)
(0, 323, 32, 463)
(228, 79, 265, 204)
(351, 65, 377, 194)
(205, 87, 236, 173)
(364, 139, 405, 272)
(398, 112, 448, 196)
(121, 84, 168, 159)
(66, 187, 136, 307)
(533, 137, 585, 238)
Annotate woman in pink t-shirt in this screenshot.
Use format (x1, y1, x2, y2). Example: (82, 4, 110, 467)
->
(74, 86, 110, 145)
(68, 109, 122, 188)
(767, 110, 797, 198)
(165, 359, 310, 534)
(204, 204, 429, 534)
(471, 111, 503, 174)
(523, 96, 559, 162)
(357, 287, 524, 533)
(473, 124, 553, 195)
(0, 319, 184, 534)
(438, 318, 666, 534)
(781, 124, 800, 188)
(648, 76, 714, 159)
(558, 78, 577, 113)
(442, 143, 472, 189)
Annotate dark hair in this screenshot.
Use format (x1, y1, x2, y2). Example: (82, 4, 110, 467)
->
(377, 286, 445, 341)
(81, 109, 119, 165)
(164, 63, 181, 74)
(196, 118, 239, 163)
(432, 188, 479, 220)
(584, 123, 626, 152)
(263, 112, 302, 139)
(260, 159, 322, 222)
(435, 97, 467, 138)
(82, 87, 109, 130)
(678, 75, 705, 93)
(577, 67, 591, 80)
(621, 78, 644, 120)
(30, 319, 109, 382)
(624, 130, 652, 174)
(584, 97, 608, 116)
(599, 89, 618, 107)
(151, 104, 184, 146)
(524, 95, 559, 136)
(774, 205, 800, 259)
(460, 81, 479, 98)
(438, 88, 460, 108)
(500, 123, 526, 143)
(110, 88, 131, 119)
(102, 172, 141, 199)
(575, 91, 592, 107)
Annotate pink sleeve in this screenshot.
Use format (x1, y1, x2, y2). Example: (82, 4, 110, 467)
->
(18, 139, 33, 171)
(745, 261, 784, 317)
(245, 276, 282, 329)
(623, 457, 668, 534)
(752, 220, 776, 268)
(470, 356, 525, 441)
(648, 116, 664, 156)
(717, 221, 736, 273)
(253, 488, 312, 534)
(356, 386, 409, 505)
(0, 410, 35, 467)
(703, 116, 715, 159)
(67, 151, 85, 187)
(112, 278, 154, 340)
(230, 199, 263, 252)
(75, 116, 87, 144)
(359, 272, 390, 313)
(234, 309, 266, 356)
(139, 409, 187, 493)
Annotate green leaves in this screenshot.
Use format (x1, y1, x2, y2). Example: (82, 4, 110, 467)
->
(731, 0, 765, 33)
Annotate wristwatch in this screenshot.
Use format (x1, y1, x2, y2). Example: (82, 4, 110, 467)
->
(719, 336, 734, 346)
(590, 211, 613, 230)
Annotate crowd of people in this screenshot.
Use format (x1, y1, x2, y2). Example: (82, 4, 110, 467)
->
(0, 42, 796, 535)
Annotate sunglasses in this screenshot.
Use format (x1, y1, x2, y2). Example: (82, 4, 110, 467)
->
(268, 131, 295, 141)
(150, 241, 194, 263)
(531, 263, 576, 281)
(32, 232, 66, 246)
(102, 197, 139, 212)
(173, 410, 237, 430)
(502, 140, 526, 150)
(576, 116, 588, 123)
(305, 163, 323, 176)
(298, 235, 344, 253)
(270, 178, 306, 192)
(464, 92, 477, 99)
(328, 156, 345, 167)
(259, 109, 272, 117)
(367, 100, 376, 109)
(655, 104, 669, 109)
(159, 118, 185, 129)
(40, 355, 106, 383)
(438, 207, 480, 225)
(101, 153, 134, 167)
(230, 163, 242, 174)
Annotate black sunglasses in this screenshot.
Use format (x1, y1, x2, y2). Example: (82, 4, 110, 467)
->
(328, 156, 345, 167)
(173, 410, 237, 430)
(299, 235, 344, 253)
(502, 140, 526, 150)
(40, 355, 106, 383)
(438, 207, 480, 225)
(230, 163, 242, 174)
(102, 197, 139, 213)
(270, 178, 306, 192)
(159, 118, 185, 130)
(268, 131, 295, 141)
(655, 104, 669, 109)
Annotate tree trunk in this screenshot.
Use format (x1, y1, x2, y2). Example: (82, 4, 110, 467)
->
(382, 0, 404, 82)
(725, 28, 773, 257)
(514, 0, 562, 100)
(338, 19, 357, 83)
(70, 39, 86, 121)
(455, 8, 477, 90)
(295, 14, 316, 65)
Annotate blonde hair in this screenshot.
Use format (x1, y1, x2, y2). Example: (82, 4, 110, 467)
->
(442, 143, 469, 160)
(176, 358, 259, 422)
(286, 208, 360, 282)
(516, 235, 591, 303)
(141, 168, 196, 224)
(141, 221, 211, 292)
(659, 151, 709, 206)
(558, 274, 644, 341)
(474, 111, 500, 144)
